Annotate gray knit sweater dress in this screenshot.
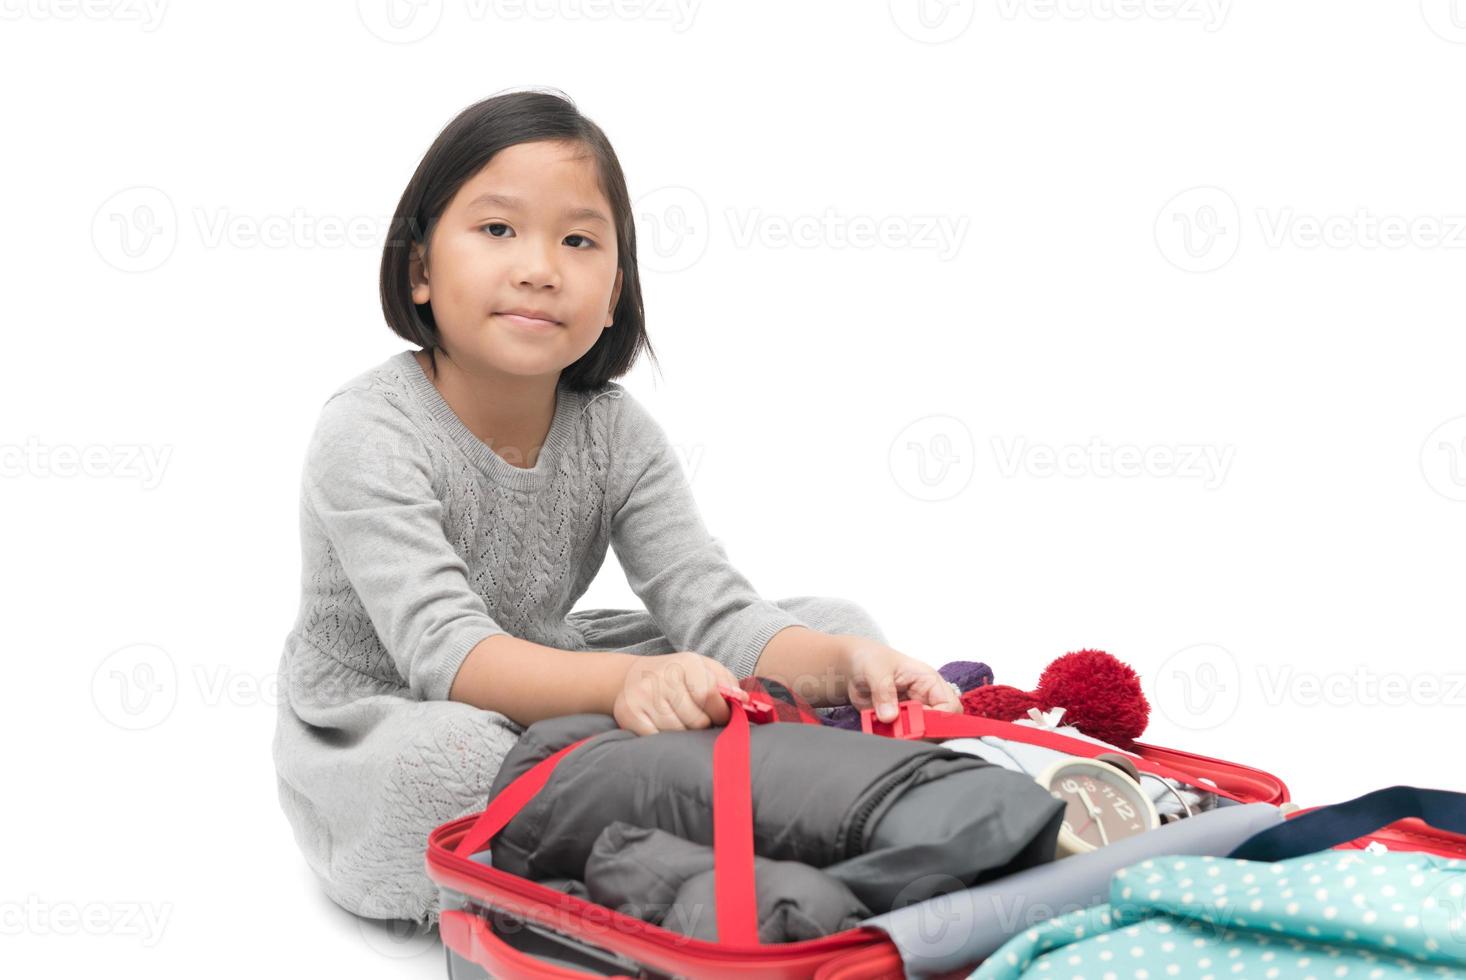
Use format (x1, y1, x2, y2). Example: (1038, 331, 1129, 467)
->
(271, 350, 816, 923)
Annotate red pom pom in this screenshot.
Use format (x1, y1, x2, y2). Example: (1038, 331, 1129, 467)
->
(1034, 649, 1149, 748)
(958, 648, 1150, 748)
(960, 685, 1041, 720)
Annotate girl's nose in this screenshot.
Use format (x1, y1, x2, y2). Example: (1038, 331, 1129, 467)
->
(513, 237, 562, 289)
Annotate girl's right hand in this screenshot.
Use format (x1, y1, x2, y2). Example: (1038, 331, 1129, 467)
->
(612, 651, 744, 735)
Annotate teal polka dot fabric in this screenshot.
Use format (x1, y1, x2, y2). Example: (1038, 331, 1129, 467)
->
(970, 850, 1466, 979)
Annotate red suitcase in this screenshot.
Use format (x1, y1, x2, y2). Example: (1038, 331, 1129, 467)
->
(427, 691, 1293, 979)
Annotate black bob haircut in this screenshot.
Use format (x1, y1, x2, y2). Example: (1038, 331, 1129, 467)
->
(379, 88, 657, 392)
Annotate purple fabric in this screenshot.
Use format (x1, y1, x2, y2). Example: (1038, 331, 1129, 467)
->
(822, 661, 993, 730)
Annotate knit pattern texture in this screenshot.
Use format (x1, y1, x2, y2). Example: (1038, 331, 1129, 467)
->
(272, 350, 802, 922)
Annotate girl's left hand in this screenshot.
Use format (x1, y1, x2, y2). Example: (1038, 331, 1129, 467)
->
(837, 637, 962, 723)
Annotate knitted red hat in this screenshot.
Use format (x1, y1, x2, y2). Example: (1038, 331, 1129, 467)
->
(960, 648, 1149, 748)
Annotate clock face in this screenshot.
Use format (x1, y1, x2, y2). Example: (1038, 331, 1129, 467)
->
(1049, 762, 1153, 849)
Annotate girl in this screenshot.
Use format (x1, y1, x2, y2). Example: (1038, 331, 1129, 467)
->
(271, 89, 962, 926)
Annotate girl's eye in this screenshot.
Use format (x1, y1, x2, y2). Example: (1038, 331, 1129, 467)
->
(480, 224, 594, 249)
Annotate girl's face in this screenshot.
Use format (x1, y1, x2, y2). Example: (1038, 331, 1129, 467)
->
(410, 139, 623, 381)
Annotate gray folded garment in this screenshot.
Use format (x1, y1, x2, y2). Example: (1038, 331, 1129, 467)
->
(863, 800, 1286, 978)
(486, 713, 1067, 917)
(583, 822, 871, 943)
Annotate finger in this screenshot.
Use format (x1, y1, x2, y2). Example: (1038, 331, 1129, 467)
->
(872, 673, 900, 723)
(709, 660, 742, 694)
(918, 667, 961, 712)
(625, 707, 658, 736)
(690, 665, 731, 726)
(645, 662, 698, 730)
(938, 680, 963, 712)
(909, 671, 961, 713)
(643, 681, 690, 731)
(656, 675, 706, 731)
(665, 669, 715, 730)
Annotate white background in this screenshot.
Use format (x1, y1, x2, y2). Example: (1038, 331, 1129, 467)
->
(4, 1, 1465, 976)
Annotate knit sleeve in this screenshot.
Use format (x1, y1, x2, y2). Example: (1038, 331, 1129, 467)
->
(301, 386, 509, 702)
(607, 388, 804, 678)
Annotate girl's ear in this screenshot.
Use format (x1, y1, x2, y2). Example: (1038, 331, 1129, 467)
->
(605, 266, 623, 328)
(409, 243, 430, 304)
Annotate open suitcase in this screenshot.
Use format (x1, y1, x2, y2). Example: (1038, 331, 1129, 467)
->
(427, 689, 1301, 979)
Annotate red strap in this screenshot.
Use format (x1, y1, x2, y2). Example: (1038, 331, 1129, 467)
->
(453, 735, 597, 858)
(863, 703, 1248, 802)
(451, 692, 764, 947)
(712, 691, 759, 945)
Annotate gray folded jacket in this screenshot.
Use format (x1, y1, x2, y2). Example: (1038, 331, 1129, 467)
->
(486, 713, 1067, 918)
(864, 800, 1286, 978)
(584, 822, 872, 943)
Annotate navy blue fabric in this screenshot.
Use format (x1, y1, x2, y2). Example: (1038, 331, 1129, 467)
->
(1227, 785, 1466, 862)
